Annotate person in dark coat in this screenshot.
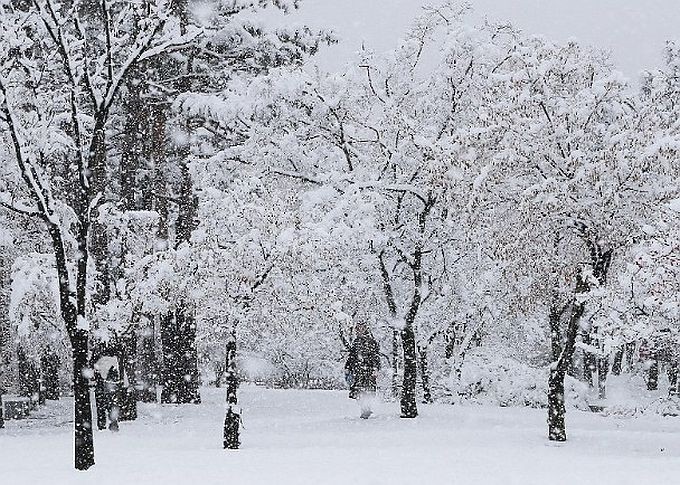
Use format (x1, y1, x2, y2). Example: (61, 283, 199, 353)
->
(345, 323, 381, 418)
(94, 355, 121, 432)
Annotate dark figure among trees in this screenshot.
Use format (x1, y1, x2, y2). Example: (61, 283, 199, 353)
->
(345, 324, 382, 419)
(94, 356, 121, 432)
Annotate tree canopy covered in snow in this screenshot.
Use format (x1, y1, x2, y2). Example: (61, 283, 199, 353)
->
(0, 0, 679, 478)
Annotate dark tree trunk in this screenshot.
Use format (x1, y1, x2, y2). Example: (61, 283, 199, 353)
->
(172, 162, 201, 404)
(625, 342, 636, 372)
(0, 392, 4, 428)
(47, 219, 96, 469)
(17, 347, 40, 404)
(668, 364, 679, 397)
(548, 272, 587, 442)
(418, 344, 433, 404)
(115, 76, 147, 416)
(378, 250, 401, 400)
(580, 237, 612, 394)
(160, 313, 181, 403)
(138, 319, 159, 402)
(597, 356, 608, 400)
(223, 334, 240, 449)
(175, 162, 197, 246)
(548, 239, 563, 363)
(118, 334, 138, 421)
(90, 218, 111, 307)
(549, 303, 562, 362)
(41, 350, 61, 400)
(399, 197, 433, 418)
(400, 324, 418, 418)
(73, 332, 95, 470)
(611, 347, 624, 376)
(120, 73, 145, 211)
(391, 330, 400, 398)
(177, 310, 201, 404)
(151, 99, 201, 405)
(581, 332, 596, 388)
(214, 361, 226, 388)
(647, 358, 659, 391)
(160, 311, 201, 404)
(547, 368, 566, 440)
(95, 372, 108, 431)
(148, 107, 171, 404)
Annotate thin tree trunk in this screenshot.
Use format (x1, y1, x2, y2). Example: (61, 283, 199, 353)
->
(160, 310, 201, 404)
(548, 273, 587, 442)
(41, 349, 60, 400)
(177, 311, 201, 404)
(118, 334, 138, 420)
(17, 346, 39, 403)
(138, 319, 159, 402)
(400, 324, 418, 418)
(418, 344, 433, 404)
(582, 332, 596, 389)
(611, 347, 624, 376)
(597, 356, 608, 400)
(73, 332, 95, 470)
(160, 313, 180, 403)
(647, 357, 659, 391)
(547, 367, 566, 440)
(175, 161, 201, 403)
(223, 332, 240, 449)
(400, 196, 434, 418)
(549, 303, 562, 362)
(378, 250, 400, 400)
(391, 330, 400, 398)
(668, 363, 679, 397)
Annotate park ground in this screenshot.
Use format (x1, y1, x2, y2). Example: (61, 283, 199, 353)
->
(3, 385, 680, 485)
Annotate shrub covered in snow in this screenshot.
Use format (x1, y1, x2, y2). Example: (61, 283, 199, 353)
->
(445, 347, 589, 410)
(603, 396, 680, 418)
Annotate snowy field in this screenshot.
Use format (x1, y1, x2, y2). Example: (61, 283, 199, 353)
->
(3, 386, 680, 485)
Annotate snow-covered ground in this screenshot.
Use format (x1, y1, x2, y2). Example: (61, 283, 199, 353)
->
(3, 386, 680, 485)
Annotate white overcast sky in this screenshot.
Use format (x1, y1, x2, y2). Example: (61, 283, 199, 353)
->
(267, 0, 680, 80)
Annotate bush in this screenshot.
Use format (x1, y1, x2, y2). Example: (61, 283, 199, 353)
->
(445, 347, 589, 409)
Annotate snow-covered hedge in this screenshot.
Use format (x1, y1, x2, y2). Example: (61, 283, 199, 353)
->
(445, 348, 589, 409)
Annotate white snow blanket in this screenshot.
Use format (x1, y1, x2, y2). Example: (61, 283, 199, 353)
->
(3, 386, 680, 484)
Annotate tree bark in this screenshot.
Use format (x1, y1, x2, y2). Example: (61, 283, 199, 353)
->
(48, 215, 95, 469)
(17, 346, 39, 403)
(418, 344, 433, 404)
(611, 347, 624, 376)
(548, 272, 587, 442)
(647, 358, 659, 391)
(176, 310, 201, 404)
(160, 311, 201, 404)
(400, 197, 434, 418)
(668, 364, 679, 397)
(160, 313, 181, 403)
(378, 250, 400, 400)
(582, 332, 596, 389)
(391, 330, 400, 398)
(223, 333, 240, 449)
(597, 356, 608, 400)
(549, 303, 562, 362)
(41, 349, 61, 400)
(118, 334, 138, 420)
(401, 325, 418, 417)
(138, 319, 159, 402)
(73, 332, 95, 470)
